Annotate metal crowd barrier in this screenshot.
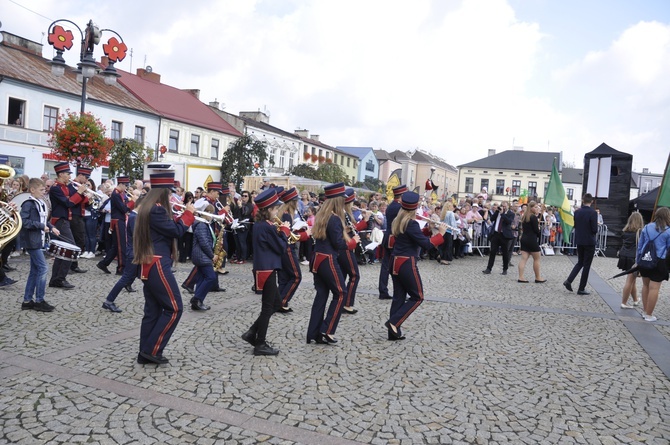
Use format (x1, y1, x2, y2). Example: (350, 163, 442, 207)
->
(458, 221, 608, 257)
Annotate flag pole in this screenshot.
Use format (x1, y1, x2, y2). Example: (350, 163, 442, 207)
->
(651, 152, 670, 222)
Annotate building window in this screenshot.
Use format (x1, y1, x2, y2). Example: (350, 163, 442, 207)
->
(303, 145, 309, 154)
(311, 147, 316, 155)
(347, 158, 351, 167)
(43, 105, 58, 131)
(341, 156, 344, 165)
(544, 182, 549, 197)
(288, 153, 294, 170)
(354, 160, 358, 169)
(366, 159, 374, 172)
(269, 147, 276, 165)
(211, 139, 220, 160)
(496, 179, 505, 195)
(134, 126, 145, 144)
(334, 154, 338, 164)
(111, 121, 123, 140)
(643, 180, 652, 194)
(566, 188, 574, 201)
(528, 181, 537, 197)
(512, 180, 521, 196)
(318, 149, 323, 158)
(279, 150, 286, 169)
(8, 98, 25, 126)
(465, 177, 474, 193)
(169, 129, 179, 152)
(480, 179, 489, 194)
(190, 134, 200, 156)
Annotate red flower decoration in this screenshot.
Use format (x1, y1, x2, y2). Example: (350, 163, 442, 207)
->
(311, 154, 318, 162)
(102, 37, 128, 62)
(48, 25, 74, 51)
(303, 152, 311, 160)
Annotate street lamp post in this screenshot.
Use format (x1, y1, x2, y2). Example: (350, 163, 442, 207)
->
(47, 19, 127, 113)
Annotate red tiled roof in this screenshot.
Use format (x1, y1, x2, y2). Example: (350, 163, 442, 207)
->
(0, 43, 157, 114)
(116, 69, 242, 137)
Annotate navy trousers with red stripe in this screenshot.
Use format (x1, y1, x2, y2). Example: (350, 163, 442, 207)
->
(101, 219, 126, 273)
(307, 254, 345, 340)
(278, 246, 301, 307)
(140, 257, 183, 357)
(388, 256, 424, 328)
(337, 249, 360, 307)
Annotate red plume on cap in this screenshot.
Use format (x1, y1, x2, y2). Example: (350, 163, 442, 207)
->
(425, 179, 433, 191)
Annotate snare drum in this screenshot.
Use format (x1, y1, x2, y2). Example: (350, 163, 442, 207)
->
(48, 240, 81, 261)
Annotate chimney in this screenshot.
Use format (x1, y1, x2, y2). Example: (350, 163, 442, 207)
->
(136, 68, 161, 84)
(209, 100, 220, 110)
(182, 89, 200, 99)
(0, 31, 42, 56)
(239, 111, 269, 124)
(294, 129, 310, 139)
(488, 149, 496, 157)
(642, 168, 649, 174)
(311, 134, 319, 142)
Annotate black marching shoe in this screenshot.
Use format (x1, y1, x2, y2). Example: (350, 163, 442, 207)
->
(49, 281, 74, 289)
(33, 300, 55, 312)
(138, 351, 169, 364)
(501, 270, 508, 275)
(181, 283, 194, 294)
(482, 269, 492, 274)
(563, 280, 573, 292)
(385, 321, 405, 341)
(322, 333, 338, 344)
(102, 301, 122, 313)
(254, 342, 279, 356)
(577, 290, 591, 295)
(210, 286, 226, 292)
(70, 266, 87, 273)
(125, 284, 136, 293)
(96, 262, 111, 274)
(379, 295, 393, 300)
(241, 329, 257, 346)
(277, 306, 293, 313)
(191, 299, 210, 311)
(342, 307, 358, 314)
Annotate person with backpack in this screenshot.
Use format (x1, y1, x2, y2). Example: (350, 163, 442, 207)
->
(636, 207, 670, 322)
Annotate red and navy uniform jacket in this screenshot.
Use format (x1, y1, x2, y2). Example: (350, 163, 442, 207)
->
(49, 181, 85, 224)
(110, 189, 133, 230)
(67, 183, 90, 217)
(382, 199, 402, 248)
(314, 214, 357, 257)
(252, 220, 290, 292)
(392, 220, 445, 259)
(281, 211, 310, 250)
(148, 205, 194, 258)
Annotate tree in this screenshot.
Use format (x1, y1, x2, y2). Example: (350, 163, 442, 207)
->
(220, 134, 271, 191)
(363, 177, 385, 193)
(289, 163, 319, 180)
(317, 163, 349, 185)
(108, 138, 153, 181)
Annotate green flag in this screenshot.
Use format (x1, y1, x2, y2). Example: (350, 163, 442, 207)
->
(657, 154, 670, 208)
(545, 163, 574, 240)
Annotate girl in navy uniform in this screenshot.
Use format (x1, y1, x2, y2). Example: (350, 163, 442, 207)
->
(386, 192, 446, 340)
(190, 204, 219, 311)
(97, 176, 133, 275)
(277, 187, 312, 313)
(133, 172, 195, 365)
(340, 188, 370, 314)
(306, 183, 360, 345)
(241, 189, 291, 356)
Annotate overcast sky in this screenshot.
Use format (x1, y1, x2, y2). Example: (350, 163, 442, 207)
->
(4, 0, 670, 173)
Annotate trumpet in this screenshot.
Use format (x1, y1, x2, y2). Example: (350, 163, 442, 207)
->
(273, 216, 300, 244)
(415, 214, 460, 232)
(172, 203, 228, 224)
(69, 180, 108, 203)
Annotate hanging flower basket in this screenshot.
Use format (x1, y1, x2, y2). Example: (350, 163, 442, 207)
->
(48, 111, 113, 168)
(318, 155, 326, 163)
(303, 152, 311, 160)
(311, 154, 318, 162)
(326, 158, 333, 164)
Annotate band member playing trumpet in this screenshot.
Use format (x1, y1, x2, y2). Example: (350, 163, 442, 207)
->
(97, 176, 133, 275)
(241, 188, 290, 356)
(189, 204, 219, 311)
(340, 188, 370, 314)
(134, 172, 195, 365)
(276, 187, 312, 313)
(67, 166, 91, 274)
(49, 162, 87, 289)
(306, 183, 360, 345)
(378, 185, 408, 300)
(385, 192, 446, 341)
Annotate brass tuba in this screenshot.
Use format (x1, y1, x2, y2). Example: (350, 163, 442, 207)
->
(0, 166, 22, 251)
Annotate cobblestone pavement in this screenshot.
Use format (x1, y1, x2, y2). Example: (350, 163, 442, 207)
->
(1, 252, 669, 444)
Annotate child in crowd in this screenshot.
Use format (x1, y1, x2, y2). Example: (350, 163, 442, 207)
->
(20, 178, 60, 312)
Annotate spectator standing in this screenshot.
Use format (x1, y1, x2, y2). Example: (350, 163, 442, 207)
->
(563, 194, 598, 295)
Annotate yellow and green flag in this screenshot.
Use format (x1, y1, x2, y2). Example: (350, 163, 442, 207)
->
(545, 162, 574, 240)
(656, 154, 670, 209)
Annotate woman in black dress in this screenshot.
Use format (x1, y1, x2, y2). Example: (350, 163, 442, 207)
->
(618, 212, 644, 308)
(517, 201, 545, 283)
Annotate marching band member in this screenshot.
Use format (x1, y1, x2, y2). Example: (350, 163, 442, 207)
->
(97, 176, 133, 275)
(101, 196, 143, 313)
(241, 188, 290, 356)
(67, 166, 90, 273)
(134, 172, 194, 365)
(306, 183, 359, 345)
(189, 204, 219, 311)
(48, 162, 88, 290)
(341, 188, 370, 314)
(276, 187, 312, 313)
(385, 192, 446, 340)
(378, 184, 408, 300)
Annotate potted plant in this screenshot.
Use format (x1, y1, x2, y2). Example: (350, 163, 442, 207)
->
(48, 111, 113, 167)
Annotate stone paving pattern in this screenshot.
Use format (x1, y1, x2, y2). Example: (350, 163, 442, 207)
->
(1, 252, 669, 444)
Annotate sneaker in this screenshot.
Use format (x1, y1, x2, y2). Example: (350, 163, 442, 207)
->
(300, 260, 309, 266)
(9, 251, 20, 258)
(33, 300, 55, 312)
(21, 300, 34, 310)
(644, 315, 657, 322)
(633, 299, 642, 307)
(0, 277, 17, 287)
(620, 303, 634, 309)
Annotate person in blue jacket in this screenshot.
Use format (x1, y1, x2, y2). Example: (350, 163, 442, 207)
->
(133, 172, 195, 365)
(306, 183, 360, 345)
(636, 206, 670, 322)
(190, 204, 219, 311)
(385, 192, 446, 341)
(241, 188, 291, 356)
